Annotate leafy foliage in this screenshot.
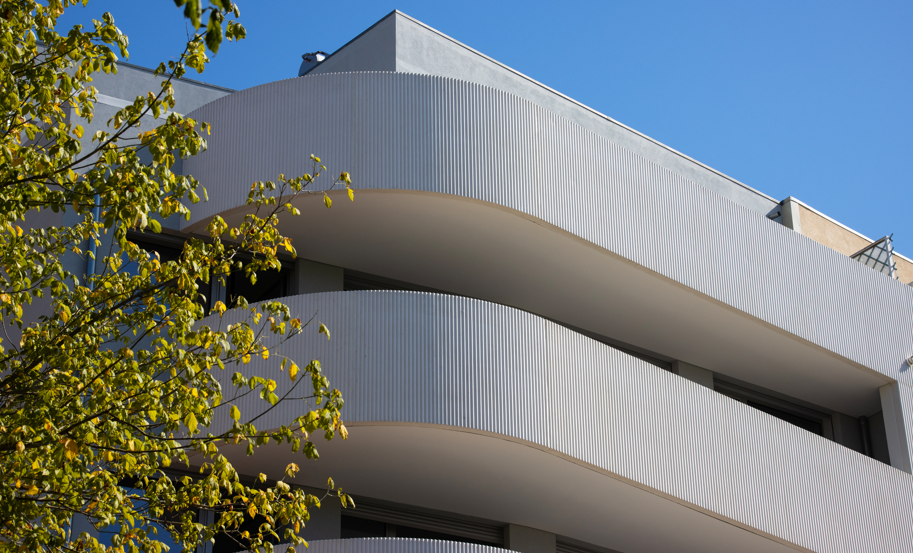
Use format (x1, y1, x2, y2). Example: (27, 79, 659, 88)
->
(0, 1, 355, 551)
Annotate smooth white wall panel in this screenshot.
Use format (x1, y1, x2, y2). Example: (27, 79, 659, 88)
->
(207, 291, 912, 553)
(183, 73, 913, 386)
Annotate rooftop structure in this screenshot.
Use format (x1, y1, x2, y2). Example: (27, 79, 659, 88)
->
(75, 10, 913, 553)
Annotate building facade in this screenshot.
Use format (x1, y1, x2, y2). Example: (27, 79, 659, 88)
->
(87, 10, 913, 553)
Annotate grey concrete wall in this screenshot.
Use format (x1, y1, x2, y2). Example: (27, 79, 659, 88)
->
(299, 485, 343, 541)
(869, 411, 893, 465)
(89, 62, 233, 115)
(831, 412, 864, 454)
(672, 361, 714, 389)
(780, 197, 803, 234)
(880, 382, 913, 473)
(291, 259, 345, 295)
(309, 16, 397, 75)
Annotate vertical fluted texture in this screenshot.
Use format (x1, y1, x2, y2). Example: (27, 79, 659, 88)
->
(183, 72, 913, 388)
(209, 291, 912, 553)
(295, 538, 512, 553)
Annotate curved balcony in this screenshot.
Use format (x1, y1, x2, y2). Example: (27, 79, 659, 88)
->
(180, 72, 909, 422)
(296, 539, 512, 553)
(203, 292, 910, 553)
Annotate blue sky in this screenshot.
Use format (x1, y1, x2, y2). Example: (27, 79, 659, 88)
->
(59, 1, 912, 254)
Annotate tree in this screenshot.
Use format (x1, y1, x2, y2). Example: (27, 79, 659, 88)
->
(0, 1, 355, 551)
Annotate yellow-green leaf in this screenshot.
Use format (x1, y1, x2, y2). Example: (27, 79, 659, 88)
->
(185, 413, 198, 433)
(63, 438, 78, 461)
(286, 463, 299, 478)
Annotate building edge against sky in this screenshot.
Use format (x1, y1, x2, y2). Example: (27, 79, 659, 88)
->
(68, 9, 913, 553)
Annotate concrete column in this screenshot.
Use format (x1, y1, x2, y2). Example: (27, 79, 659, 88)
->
(299, 489, 342, 540)
(291, 259, 344, 295)
(197, 510, 215, 553)
(831, 412, 864, 453)
(503, 524, 555, 553)
(780, 197, 803, 234)
(211, 277, 227, 306)
(879, 382, 913, 473)
(672, 361, 714, 389)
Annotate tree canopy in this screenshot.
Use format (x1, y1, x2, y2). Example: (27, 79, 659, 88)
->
(0, 1, 354, 551)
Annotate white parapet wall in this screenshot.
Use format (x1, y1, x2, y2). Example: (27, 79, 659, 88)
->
(267, 539, 515, 553)
(204, 291, 912, 553)
(183, 72, 913, 392)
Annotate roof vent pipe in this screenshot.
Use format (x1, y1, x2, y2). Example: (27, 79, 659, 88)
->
(298, 51, 328, 76)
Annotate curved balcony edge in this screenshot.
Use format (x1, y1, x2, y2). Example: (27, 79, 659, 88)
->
(181, 71, 913, 390)
(271, 538, 514, 553)
(202, 291, 912, 553)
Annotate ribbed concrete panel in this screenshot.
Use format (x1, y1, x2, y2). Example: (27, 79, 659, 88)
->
(207, 291, 911, 553)
(302, 538, 512, 553)
(182, 73, 913, 385)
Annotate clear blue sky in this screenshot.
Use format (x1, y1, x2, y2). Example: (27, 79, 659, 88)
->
(59, 1, 913, 255)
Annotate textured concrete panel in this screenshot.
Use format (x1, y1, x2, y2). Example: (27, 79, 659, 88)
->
(206, 291, 913, 553)
(183, 73, 913, 387)
(304, 539, 513, 553)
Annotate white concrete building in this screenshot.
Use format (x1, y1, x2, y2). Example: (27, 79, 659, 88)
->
(91, 10, 913, 553)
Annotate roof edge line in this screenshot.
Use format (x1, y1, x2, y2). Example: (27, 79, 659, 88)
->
(116, 60, 236, 92)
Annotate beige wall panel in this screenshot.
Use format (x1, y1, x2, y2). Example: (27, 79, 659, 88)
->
(797, 205, 870, 257)
(797, 205, 913, 284)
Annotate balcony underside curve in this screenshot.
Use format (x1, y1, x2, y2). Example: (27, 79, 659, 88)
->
(225, 429, 802, 553)
(286, 539, 524, 553)
(202, 292, 911, 553)
(207, 189, 886, 417)
(182, 72, 913, 389)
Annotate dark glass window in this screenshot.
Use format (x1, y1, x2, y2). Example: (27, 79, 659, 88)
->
(746, 400, 823, 436)
(394, 525, 496, 546)
(715, 380, 828, 438)
(212, 513, 288, 553)
(226, 263, 291, 305)
(125, 237, 212, 313)
(341, 516, 387, 539)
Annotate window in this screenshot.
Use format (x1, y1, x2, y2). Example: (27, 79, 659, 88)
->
(339, 499, 503, 546)
(225, 261, 293, 305)
(124, 235, 212, 313)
